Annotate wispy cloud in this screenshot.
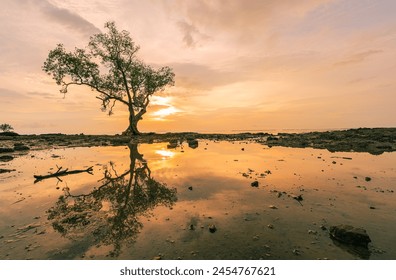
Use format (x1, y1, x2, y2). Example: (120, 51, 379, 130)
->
(334, 50, 383, 66)
(33, 0, 100, 36)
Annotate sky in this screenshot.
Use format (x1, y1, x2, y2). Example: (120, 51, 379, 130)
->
(1, 0, 395, 134)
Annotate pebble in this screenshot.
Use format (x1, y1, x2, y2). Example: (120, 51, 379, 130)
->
(269, 205, 278, 209)
(209, 225, 217, 233)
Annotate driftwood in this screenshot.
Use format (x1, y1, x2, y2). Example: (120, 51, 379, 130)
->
(34, 166, 94, 183)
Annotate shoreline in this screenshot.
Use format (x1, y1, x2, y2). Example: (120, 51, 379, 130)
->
(1, 127, 395, 155)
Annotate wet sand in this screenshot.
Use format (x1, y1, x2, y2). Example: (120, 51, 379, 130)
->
(0, 128, 395, 259)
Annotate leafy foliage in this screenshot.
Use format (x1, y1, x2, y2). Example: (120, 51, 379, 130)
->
(43, 21, 175, 135)
(0, 123, 14, 132)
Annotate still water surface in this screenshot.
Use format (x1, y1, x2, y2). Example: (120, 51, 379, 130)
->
(1, 140, 395, 259)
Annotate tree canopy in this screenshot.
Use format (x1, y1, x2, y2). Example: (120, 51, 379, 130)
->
(43, 21, 175, 135)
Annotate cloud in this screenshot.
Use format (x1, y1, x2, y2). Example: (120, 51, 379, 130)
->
(166, 0, 334, 44)
(177, 20, 211, 48)
(334, 50, 383, 66)
(33, 0, 100, 36)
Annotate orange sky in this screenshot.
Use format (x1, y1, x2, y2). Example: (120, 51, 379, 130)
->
(1, 0, 395, 134)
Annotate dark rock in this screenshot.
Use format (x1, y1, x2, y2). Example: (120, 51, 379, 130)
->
(365, 177, 372, 182)
(251, 181, 259, 187)
(0, 147, 14, 153)
(13, 144, 30, 151)
(329, 224, 371, 248)
(188, 186, 193, 191)
(0, 155, 14, 162)
(209, 225, 217, 233)
(0, 168, 16, 174)
(187, 139, 198, 149)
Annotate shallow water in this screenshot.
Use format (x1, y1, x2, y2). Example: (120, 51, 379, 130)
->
(0, 140, 395, 260)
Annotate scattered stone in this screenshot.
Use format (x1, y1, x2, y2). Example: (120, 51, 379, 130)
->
(308, 230, 318, 235)
(267, 224, 274, 229)
(251, 181, 259, 187)
(365, 177, 372, 182)
(189, 224, 195, 230)
(241, 148, 245, 151)
(320, 225, 327, 231)
(329, 224, 371, 248)
(369, 206, 376, 210)
(188, 186, 193, 191)
(268, 205, 278, 209)
(153, 256, 162, 260)
(209, 225, 217, 233)
(292, 249, 301, 256)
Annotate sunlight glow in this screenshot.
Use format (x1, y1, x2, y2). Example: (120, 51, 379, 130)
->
(155, 149, 175, 158)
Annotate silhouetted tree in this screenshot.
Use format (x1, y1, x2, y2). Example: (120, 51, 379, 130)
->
(43, 22, 175, 135)
(47, 143, 177, 257)
(0, 123, 13, 132)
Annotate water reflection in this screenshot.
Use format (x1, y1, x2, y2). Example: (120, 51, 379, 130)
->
(47, 143, 177, 257)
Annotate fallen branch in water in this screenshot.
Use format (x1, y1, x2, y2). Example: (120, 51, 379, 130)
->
(34, 166, 94, 183)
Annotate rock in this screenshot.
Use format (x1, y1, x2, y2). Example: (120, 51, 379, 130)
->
(189, 224, 195, 230)
(0, 168, 16, 174)
(209, 225, 217, 233)
(329, 224, 371, 248)
(0, 155, 14, 162)
(0, 147, 14, 153)
(251, 181, 259, 187)
(365, 177, 372, 182)
(267, 224, 274, 229)
(13, 144, 30, 151)
(187, 139, 198, 149)
(188, 186, 193, 191)
(268, 205, 278, 209)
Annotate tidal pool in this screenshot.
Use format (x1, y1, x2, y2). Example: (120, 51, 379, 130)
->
(0, 140, 395, 260)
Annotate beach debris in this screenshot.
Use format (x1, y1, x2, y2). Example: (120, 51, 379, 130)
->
(33, 165, 94, 183)
(329, 224, 371, 248)
(251, 181, 259, 187)
(209, 225, 217, 233)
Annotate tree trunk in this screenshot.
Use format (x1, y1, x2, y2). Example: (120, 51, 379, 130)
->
(124, 107, 140, 135)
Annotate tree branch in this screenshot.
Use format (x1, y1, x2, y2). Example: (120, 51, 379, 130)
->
(34, 166, 94, 183)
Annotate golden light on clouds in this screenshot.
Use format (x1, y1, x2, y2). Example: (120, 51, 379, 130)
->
(1, 0, 395, 134)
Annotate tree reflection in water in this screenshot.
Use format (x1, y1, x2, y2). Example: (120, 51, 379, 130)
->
(47, 143, 177, 257)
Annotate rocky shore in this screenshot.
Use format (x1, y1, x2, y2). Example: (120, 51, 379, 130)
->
(0, 127, 395, 155)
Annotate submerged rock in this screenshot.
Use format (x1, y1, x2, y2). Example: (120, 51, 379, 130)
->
(329, 224, 371, 248)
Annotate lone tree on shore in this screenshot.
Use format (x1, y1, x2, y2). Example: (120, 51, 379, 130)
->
(43, 21, 175, 135)
(0, 123, 13, 132)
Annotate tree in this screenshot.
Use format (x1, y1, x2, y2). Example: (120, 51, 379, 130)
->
(43, 22, 175, 135)
(0, 123, 13, 132)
